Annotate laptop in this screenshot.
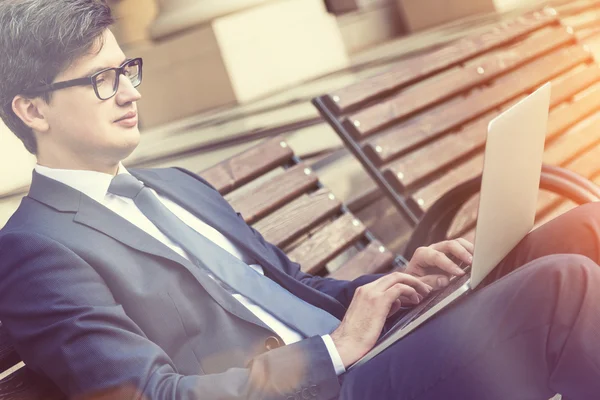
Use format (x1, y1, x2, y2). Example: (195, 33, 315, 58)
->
(350, 82, 552, 369)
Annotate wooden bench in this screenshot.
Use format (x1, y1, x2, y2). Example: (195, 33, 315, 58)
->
(313, 7, 600, 254)
(0, 136, 400, 399)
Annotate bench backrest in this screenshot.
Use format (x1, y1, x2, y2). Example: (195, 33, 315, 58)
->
(314, 7, 600, 240)
(0, 136, 396, 399)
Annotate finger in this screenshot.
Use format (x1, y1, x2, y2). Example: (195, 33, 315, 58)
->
(388, 299, 403, 317)
(385, 283, 420, 306)
(419, 274, 450, 291)
(417, 246, 466, 276)
(456, 238, 474, 255)
(431, 240, 472, 267)
(399, 293, 423, 305)
(376, 272, 433, 296)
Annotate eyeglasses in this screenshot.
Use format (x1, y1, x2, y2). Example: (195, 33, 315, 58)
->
(22, 58, 143, 101)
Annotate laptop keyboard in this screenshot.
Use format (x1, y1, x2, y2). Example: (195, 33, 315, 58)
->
(379, 264, 472, 341)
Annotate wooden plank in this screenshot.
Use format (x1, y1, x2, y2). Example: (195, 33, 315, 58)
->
(408, 154, 484, 213)
(325, 10, 558, 113)
(354, 194, 414, 254)
(228, 163, 319, 225)
(386, 68, 600, 190)
(201, 136, 294, 195)
(544, 113, 600, 166)
(563, 140, 600, 177)
(345, 26, 574, 137)
(329, 242, 394, 281)
(555, 0, 600, 17)
(288, 213, 367, 275)
(383, 112, 497, 191)
(546, 85, 600, 141)
(252, 188, 342, 248)
(0, 367, 65, 400)
(562, 8, 600, 31)
(365, 45, 591, 164)
(546, 64, 600, 108)
(575, 25, 600, 40)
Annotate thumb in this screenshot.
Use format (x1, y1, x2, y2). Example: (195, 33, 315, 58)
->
(419, 274, 450, 291)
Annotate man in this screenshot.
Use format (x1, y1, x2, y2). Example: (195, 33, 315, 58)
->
(0, 1, 598, 399)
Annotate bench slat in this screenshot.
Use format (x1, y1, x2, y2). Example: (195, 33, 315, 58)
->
(228, 163, 318, 225)
(407, 83, 600, 214)
(544, 115, 600, 165)
(289, 213, 367, 275)
(366, 45, 592, 164)
(201, 137, 294, 195)
(564, 140, 600, 177)
(555, 0, 600, 17)
(326, 11, 557, 113)
(408, 154, 484, 214)
(252, 188, 342, 248)
(386, 70, 600, 190)
(549, 64, 600, 107)
(384, 113, 497, 191)
(329, 242, 394, 281)
(346, 26, 574, 136)
(562, 8, 600, 31)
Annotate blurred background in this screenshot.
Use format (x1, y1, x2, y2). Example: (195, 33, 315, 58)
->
(0, 0, 592, 233)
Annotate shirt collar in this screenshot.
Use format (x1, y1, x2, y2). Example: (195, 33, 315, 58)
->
(34, 163, 131, 203)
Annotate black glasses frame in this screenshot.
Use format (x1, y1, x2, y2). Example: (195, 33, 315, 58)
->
(22, 58, 143, 101)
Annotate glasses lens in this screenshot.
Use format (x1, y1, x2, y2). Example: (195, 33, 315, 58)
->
(94, 69, 118, 100)
(123, 59, 142, 87)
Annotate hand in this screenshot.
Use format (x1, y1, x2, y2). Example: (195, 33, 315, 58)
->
(330, 272, 432, 367)
(404, 238, 474, 291)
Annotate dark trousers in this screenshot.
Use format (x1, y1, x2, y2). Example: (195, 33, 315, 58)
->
(341, 203, 600, 400)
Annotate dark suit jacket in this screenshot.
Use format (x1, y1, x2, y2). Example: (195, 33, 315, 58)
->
(0, 167, 380, 400)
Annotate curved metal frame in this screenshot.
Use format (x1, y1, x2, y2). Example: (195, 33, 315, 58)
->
(403, 165, 600, 259)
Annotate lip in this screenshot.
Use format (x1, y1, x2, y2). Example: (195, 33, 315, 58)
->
(114, 112, 138, 128)
(115, 111, 137, 123)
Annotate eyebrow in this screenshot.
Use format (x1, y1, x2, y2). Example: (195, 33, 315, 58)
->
(84, 58, 128, 76)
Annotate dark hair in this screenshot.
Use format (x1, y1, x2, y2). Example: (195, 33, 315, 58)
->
(0, 0, 114, 154)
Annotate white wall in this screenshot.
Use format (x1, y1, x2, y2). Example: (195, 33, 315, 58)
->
(0, 120, 35, 195)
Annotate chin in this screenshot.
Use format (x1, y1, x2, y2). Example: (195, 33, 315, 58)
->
(114, 130, 141, 159)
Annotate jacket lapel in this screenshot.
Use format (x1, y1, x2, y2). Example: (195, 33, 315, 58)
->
(28, 171, 271, 332)
(131, 169, 277, 267)
(133, 168, 348, 318)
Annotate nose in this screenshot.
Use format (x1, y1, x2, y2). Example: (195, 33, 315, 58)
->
(115, 75, 142, 106)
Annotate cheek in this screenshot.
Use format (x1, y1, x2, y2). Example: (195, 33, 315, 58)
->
(51, 97, 110, 137)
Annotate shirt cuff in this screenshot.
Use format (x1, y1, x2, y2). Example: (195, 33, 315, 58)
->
(321, 334, 346, 376)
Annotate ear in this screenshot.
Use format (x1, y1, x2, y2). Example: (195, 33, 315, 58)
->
(12, 95, 50, 133)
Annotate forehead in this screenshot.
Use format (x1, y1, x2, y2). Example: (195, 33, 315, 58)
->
(58, 30, 126, 79)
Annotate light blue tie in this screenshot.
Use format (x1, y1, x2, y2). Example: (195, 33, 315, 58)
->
(108, 174, 341, 337)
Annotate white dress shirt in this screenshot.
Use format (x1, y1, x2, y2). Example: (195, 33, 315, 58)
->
(34, 164, 345, 375)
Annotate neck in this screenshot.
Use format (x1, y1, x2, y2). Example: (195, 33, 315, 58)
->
(37, 152, 120, 176)
(35, 140, 127, 175)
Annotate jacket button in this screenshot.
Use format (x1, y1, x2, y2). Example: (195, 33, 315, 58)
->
(265, 336, 282, 351)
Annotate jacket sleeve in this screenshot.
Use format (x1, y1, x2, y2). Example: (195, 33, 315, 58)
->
(174, 167, 383, 309)
(0, 232, 341, 400)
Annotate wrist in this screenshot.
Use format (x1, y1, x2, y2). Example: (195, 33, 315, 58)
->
(330, 329, 364, 368)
